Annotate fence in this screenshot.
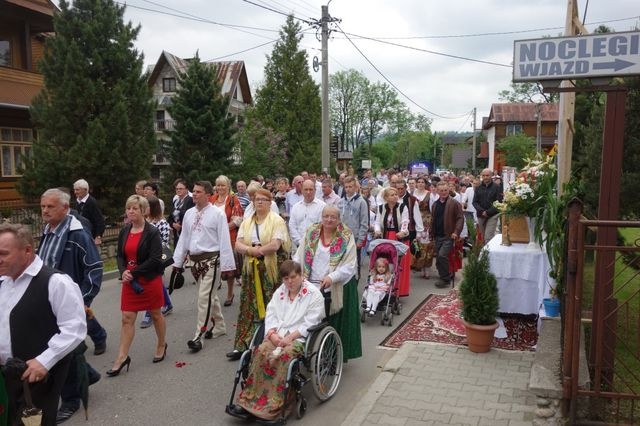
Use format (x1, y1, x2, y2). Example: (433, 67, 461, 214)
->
(564, 201, 640, 424)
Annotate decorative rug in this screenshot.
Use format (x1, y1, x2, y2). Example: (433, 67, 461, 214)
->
(380, 291, 539, 351)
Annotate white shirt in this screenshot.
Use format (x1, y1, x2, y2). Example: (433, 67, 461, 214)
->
(288, 198, 326, 245)
(285, 189, 304, 214)
(0, 256, 87, 370)
(265, 280, 325, 340)
(243, 200, 279, 220)
(321, 191, 342, 208)
(314, 181, 323, 200)
(172, 203, 235, 271)
(76, 194, 89, 204)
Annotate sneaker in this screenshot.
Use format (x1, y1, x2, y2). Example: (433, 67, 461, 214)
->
(161, 305, 173, 316)
(140, 313, 152, 328)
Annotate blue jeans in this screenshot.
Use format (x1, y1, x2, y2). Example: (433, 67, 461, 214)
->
(87, 315, 107, 347)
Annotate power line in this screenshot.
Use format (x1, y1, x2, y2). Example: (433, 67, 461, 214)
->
(278, 0, 318, 16)
(118, 1, 279, 36)
(335, 24, 471, 120)
(203, 25, 313, 62)
(261, 0, 314, 20)
(340, 31, 512, 68)
(242, 0, 315, 25)
(336, 15, 639, 40)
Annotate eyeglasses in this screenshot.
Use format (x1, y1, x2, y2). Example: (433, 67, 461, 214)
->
(255, 198, 270, 203)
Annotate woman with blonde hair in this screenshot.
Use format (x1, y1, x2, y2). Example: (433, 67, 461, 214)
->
(226, 188, 291, 360)
(210, 175, 244, 306)
(108, 195, 167, 377)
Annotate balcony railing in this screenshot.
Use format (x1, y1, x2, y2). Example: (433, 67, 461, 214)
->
(154, 119, 176, 132)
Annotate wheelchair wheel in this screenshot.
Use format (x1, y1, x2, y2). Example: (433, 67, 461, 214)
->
(295, 396, 307, 419)
(310, 326, 343, 401)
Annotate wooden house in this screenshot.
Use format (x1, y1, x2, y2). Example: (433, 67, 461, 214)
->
(146, 51, 253, 180)
(0, 0, 56, 202)
(481, 103, 559, 172)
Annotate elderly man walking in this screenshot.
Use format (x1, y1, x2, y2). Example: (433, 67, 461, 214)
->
(172, 181, 235, 353)
(0, 224, 86, 426)
(72, 179, 105, 246)
(288, 180, 325, 250)
(38, 188, 105, 423)
(472, 168, 503, 244)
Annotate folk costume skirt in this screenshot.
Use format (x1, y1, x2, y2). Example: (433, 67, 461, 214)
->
(328, 276, 362, 361)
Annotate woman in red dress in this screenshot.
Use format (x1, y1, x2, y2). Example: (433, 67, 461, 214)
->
(374, 187, 410, 295)
(108, 195, 167, 376)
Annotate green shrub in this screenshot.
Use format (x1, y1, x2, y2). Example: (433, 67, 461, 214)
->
(459, 244, 499, 325)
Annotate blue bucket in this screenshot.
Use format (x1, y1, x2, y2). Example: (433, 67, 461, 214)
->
(543, 298, 560, 317)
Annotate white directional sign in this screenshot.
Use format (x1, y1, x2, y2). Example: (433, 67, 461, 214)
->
(513, 31, 640, 82)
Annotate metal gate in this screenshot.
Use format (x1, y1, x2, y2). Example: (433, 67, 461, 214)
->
(563, 201, 640, 424)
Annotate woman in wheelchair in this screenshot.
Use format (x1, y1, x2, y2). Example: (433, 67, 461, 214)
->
(229, 260, 325, 421)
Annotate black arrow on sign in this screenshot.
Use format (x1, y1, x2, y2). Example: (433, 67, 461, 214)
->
(592, 59, 635, 72)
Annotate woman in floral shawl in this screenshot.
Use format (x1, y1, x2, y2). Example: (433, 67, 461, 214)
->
(227, 189, 291, 360)
(294, 205, 362, 361)
(230, 260, 325, 421)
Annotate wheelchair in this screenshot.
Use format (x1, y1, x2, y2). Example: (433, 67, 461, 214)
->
(225, 299, 343, 425)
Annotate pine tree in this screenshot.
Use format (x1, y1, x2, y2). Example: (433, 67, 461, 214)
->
(20, 0, 155, 219)
(252, 15, 321, 174)
(164, 54, 237, 187)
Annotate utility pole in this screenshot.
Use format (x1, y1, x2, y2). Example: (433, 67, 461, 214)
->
(557, 0, 586, 194)
(472, 107, 477, 172)
(320, 5, 330, 173)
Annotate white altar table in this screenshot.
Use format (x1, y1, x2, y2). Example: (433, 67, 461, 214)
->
(486, 234, 552, 315)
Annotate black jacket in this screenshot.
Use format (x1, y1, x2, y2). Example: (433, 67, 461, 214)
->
(472, 182, 503, 218)
(74, 195, 105, 238)
(117, 222, 164, 280)
(168, 195, 194, 229)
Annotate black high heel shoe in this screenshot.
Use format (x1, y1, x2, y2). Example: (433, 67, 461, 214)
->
(106, 356, 131, 377)
(153, 343, 168, 363)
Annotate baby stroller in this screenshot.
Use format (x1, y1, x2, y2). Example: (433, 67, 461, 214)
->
(361, 239, 408, 326)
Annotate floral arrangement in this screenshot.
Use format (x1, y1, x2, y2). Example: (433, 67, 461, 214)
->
(494, 153, 557, 218)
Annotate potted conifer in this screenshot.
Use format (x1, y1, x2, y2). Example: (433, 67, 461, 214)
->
(459, 243, 500, 353)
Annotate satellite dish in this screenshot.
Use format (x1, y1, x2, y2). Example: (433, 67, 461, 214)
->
(313, 56, 319, 72)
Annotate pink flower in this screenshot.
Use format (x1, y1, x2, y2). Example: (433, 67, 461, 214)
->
(257, 395, 268, 407)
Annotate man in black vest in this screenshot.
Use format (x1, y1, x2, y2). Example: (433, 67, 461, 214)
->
(0, 224, 86, 426)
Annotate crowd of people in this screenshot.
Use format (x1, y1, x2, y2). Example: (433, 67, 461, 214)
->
(0, 166, 505, 425)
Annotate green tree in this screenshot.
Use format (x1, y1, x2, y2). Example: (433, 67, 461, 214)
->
(362, 81, 398, 150)
(497, 133, 536, 170)
(164, 53, 237, 186)
(20, 0, 155, 219)
(498, 81, 558, 103)
(236, 115, 287, 179)
(329, 69, 366, 151)
(252, 15, 321, 174)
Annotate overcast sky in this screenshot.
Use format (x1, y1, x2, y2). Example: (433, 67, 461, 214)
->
(60, 0, 638, 131)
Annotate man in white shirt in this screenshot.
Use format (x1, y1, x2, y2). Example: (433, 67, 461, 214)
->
(321, 179, 342, 208)
(289, 180, 326, 249)
(0, 223, 86, 425)
(285, 175, 304, 214)
(172, 181, 235, 353)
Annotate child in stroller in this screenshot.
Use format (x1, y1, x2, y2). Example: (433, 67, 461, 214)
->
(363, 258, 394, 316)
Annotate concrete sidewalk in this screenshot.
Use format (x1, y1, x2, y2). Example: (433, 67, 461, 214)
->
(342, 342, 536, 426)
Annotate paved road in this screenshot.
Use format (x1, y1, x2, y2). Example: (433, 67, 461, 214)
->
(66, 264, 452, 426)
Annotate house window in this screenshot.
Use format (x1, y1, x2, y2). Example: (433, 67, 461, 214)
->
(156, 110, 165, 130)
(0, 127, 33, 177)
(0, 40, 10, 66)
(506, 124, 523, 136)
(162, 78, 176, 92)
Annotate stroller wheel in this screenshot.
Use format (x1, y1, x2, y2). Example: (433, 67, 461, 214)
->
(388, 313, 393, 327)
(360, 310, 366, 323)
(381, 314, 387, 326)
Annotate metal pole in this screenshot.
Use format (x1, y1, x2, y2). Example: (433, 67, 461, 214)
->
(472, 107, 477, 172)
(536, 103, 542, 154)
(321, 5, 330, 173)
